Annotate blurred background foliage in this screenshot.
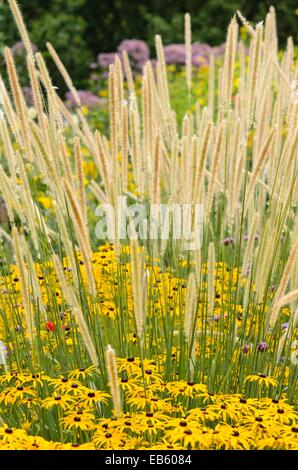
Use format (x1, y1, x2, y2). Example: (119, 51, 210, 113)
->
(0, 0, 297, 92)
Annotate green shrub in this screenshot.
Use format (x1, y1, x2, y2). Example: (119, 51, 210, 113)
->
(0, 0, 297, 91)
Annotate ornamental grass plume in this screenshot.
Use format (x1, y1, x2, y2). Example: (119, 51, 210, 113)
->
(8, 0, 35, 61)
(155, 35, 171, 119)
(221, 16, 238, 114)
(64, 178, 96, 294)
(122, 50, 135, 95)
(246, 22, 263, 128)
(120, 99, 129, 193)
(11, 227, 33, 343)
(236, 10, 255, 37)
(269, 241, 298, 327)
(105, 345, 122, 417)
(74, 137, 88, 226)
(184, 272, 197, 343)
(206, 121, 225, 216)
(46, 42, 81, 107)
(4, 47, 33, 163)
(130, 238, 146, 343)
(245, 127, 276, 209)
(241, 212, 259, 277)
(276, 290, 298, 310)
(26, 55, 46, 136)
(52, 254, 99, 369)
(0, 166, 21, 222)
(151, 131, 161, 205)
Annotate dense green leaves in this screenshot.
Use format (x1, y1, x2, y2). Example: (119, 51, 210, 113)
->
(0, 0, 297, 92)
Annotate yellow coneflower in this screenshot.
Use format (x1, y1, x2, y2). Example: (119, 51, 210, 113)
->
(244, 374, 278, 388)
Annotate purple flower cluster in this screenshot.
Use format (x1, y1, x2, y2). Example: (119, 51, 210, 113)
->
(97, 39, 149, 72)
(222, 236, 235, 246)
(11, 41, 37, 56)
(65, 90, 105, 109)
(257, 341, 268, 352)
(97, 52, 120, 69)
(96, 39, 225, 72)
(242, 341, 269, 354)
(22, 86, 34, 107)
(192, 43, 217, 67)
(162, 43, 210, 67)
(117, 39, 149, 69)
(163, 44, 186, 65)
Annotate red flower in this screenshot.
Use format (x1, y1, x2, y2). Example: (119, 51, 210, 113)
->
(46, 321, 55, 332)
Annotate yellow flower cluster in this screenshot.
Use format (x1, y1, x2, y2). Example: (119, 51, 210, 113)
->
(0, 243, 296, 450)
(0, 243, 246, 329)
(0, 364, 297, 450)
